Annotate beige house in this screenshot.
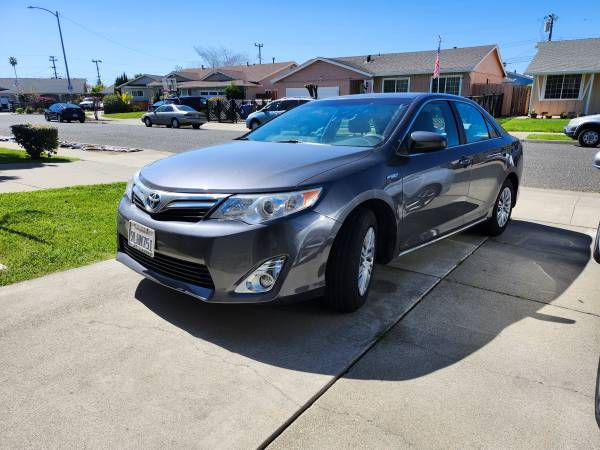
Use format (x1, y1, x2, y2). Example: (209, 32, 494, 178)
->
(271, 45, 507, 99)
(525, 38, 600, 116)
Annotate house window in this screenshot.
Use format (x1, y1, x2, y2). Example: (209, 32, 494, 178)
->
(431, 75, 461, 96)
(382, 78, 409, 93)
(543, 74, 582, 99)
(131, 90, 144, 97)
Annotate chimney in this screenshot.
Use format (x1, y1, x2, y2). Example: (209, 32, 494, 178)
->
(272, 57, 275, 63)
(201, 65, 205, 70)
(366, 55, 372, 62)
(247, 61, 249, 66)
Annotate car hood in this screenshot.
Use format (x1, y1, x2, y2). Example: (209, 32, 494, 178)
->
(139, 140, 370, 192)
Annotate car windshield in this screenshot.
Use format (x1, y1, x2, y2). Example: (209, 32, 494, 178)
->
(176, 105, 196, 112)
(247, 98, 411, 147)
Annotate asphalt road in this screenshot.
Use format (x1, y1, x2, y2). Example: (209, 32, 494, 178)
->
(0, 113, 243, 153)
(1, 113, 599, 192)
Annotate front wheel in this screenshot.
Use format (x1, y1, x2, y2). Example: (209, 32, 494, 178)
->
(79, 117, 85, 123)
(324, 208, 377, 312)
(58, 114, 63, 123)
(144, 118, 152, 127)
(250, 120, 260, 130)
(482, 179, 514, 236)
(44, 114, 50, 121)
(171, 118, 180, 128)
(593, 223, 600, 264)
(578, 129, 600, 147)
(192, 124, 200, 129)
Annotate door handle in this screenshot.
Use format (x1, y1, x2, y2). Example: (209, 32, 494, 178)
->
(458, 156, 473, 167)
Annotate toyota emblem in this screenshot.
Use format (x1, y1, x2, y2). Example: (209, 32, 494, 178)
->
(146, 192, 161, 211)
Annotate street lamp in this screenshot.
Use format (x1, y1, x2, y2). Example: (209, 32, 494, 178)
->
(27, 5, 73, 98)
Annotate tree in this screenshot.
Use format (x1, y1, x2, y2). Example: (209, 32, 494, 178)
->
(193, 46, 247, 68)
(8, 56, 18, 78)
(224, 82, 243, 99)
(133, 73, 144, 79)
(114, 72, 128, 87)
(90, 83, 106, 120)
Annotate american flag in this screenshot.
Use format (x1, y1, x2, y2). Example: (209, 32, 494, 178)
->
(433, 37, 441, 79)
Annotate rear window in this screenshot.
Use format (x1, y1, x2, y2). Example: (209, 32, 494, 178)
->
(177, 105, 196, 112)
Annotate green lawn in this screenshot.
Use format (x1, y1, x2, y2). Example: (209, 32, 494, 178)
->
(0, 147, 78, 164)
(497, 117, 569, 133)
(0, 183, 125, 285)
(103, 111, 145, 119)
(526, 133, 572, 141)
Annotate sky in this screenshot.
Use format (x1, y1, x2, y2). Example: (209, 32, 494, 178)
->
(1, 0, 599, 86)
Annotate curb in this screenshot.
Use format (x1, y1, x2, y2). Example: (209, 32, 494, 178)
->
(520, 139, 576, 145)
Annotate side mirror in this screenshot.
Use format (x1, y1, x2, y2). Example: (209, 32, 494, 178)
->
(595, 151, 600, 170)
(409, 131, 447, 152)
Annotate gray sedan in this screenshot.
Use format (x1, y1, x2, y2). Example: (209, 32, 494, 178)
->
(245, 98, 312, 130)
(142, 104, 206, 129)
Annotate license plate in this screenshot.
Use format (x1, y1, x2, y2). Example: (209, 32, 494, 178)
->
(128, 220, 155, 257)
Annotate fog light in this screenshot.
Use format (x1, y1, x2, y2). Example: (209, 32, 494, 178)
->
(235, 256, 286, 293)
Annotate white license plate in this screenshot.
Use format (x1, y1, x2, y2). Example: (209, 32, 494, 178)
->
(128, 220, 155, 257)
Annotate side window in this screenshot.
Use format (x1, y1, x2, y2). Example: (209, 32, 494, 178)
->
(485, 119, 500, 138)
(280, 100, 296, 111)
(455, 102, 490, 143)
(410, 101, 459, 147)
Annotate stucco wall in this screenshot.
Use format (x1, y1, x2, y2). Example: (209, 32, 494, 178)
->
(529, 73, 598, 115)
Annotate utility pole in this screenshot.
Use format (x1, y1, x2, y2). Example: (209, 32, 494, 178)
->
(254, 43, 264, 64)
(27, 6, 73, 98)
(544, 13, 558, 41)
(92, 59, 102, 85)
(49, 56, 58, 78)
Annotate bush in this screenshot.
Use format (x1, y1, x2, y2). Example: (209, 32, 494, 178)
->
(36, 107, 45, 114)
(129, 104, 142, 112)
(11, 124, 59, 159)
(24, 106, 34, 114)
(15, 107, 24, 114)
(102, 94, 128, 114)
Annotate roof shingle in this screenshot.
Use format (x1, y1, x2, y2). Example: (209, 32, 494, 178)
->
(525, 38, 600, 75)
(0, 78, 87, 95)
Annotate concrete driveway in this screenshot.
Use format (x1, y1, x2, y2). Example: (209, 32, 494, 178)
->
(1, 192, 599, 448)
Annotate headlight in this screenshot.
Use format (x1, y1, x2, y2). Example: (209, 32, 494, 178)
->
(210, 188, 322, 224)
(124, 170, 140, 201)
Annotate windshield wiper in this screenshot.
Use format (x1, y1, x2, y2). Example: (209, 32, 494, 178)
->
(235, 136, 248, 140)
(274, 139, 302, 143)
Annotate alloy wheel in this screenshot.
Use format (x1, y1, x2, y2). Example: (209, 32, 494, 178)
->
(357, 227, 375, 296)
(496, 186, 512, 228)
(582, 130, 599, 146)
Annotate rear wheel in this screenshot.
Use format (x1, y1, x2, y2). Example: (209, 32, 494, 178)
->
(79, 117, 85, 123)
(324, 208, 377, 313)
(144, 117, 152, 127)
(171, 118, 180, 128)
(578, 128, 600, 147)
(482, 179, 514, 236)
(192, 124, 200, 129)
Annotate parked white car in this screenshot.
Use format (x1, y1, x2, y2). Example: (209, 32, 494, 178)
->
(564, 114, 600, 147)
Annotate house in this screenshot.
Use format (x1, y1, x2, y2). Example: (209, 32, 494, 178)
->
(271, 45, 506, 99)
(161, 61, 297, 99)
(0, 77, 88, 103)
(116, 74, 163, 105)
(525, 38, 600, 116)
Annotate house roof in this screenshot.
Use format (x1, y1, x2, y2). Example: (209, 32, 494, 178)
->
(167, 62, 296, 83)
(504, 71, 533, 85)
(176, 80, 259, 88)
(273, 45, 503, 82)
(525, 38, 600, 75)
(116, 74, 162, 88)
(0, 77, 87, 95)
(100, 84, 114, 95)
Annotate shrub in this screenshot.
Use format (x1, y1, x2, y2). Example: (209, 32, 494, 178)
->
(15, 107, 24, 114)
(11, 124, 59, 159)
(129, 104, 142, 112)
(36, 107, 45, 114)
(24, 106, 35, 114)
(224, 82, 244, 99)
(103, 94, 128, 114)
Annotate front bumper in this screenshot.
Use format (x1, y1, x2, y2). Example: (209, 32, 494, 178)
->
(116, 197, 339, 303)
(563, 126, 576, 138)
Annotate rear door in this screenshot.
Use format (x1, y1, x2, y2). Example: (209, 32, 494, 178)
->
(452, 101, 508, 223)
(399, 100, 473, 249)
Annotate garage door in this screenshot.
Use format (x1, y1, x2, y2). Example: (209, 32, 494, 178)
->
(285, 86, 340, 99)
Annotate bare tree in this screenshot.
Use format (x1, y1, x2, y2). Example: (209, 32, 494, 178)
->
(193, 46, 248, 68)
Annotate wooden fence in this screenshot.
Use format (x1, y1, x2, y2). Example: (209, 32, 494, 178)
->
(470, 83, 531, 117)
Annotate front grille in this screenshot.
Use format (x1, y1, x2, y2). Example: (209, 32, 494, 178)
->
(119, 237, 214, 290)
(133, 193, 216, 222)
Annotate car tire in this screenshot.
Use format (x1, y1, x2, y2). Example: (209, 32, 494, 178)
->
(44, 114, 50, 121)
(250, 120, 260, 130)
(578, 128, 600, 147)
(79, 117, 85, 123)
(482, 178, 514, 236)
(324, 208, 377, 313)
(192, 124, 200, 129)
(171, 118, 180, 128)
(144, 118, 152, 127)
(58, 114, 63, 123)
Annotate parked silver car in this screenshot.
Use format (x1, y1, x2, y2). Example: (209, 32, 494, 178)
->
(245, 97, 312, 130)
(142, 104, 206, 129)
(564, 114, 600, 147)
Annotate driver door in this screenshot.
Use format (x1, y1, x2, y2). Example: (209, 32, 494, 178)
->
(398, 100, 474, 249)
